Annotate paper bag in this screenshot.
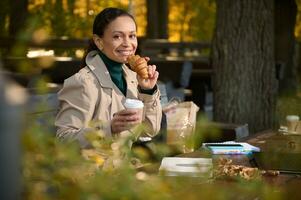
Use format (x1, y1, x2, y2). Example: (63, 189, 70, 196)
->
(163, 101, 199, 152)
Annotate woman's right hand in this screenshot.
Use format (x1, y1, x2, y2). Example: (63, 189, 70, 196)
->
(111, 109, 141, 134)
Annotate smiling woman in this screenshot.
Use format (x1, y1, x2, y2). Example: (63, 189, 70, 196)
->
(55, 7, 162, 148)
(92, 13, 138, 63)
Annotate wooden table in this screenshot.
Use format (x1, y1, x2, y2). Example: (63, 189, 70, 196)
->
(174, 130, 301, 197)
(241, 130, 301, 188)
(137, 130, 301, 199)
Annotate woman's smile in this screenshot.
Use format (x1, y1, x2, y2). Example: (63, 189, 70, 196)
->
(115, 49, 134, 57)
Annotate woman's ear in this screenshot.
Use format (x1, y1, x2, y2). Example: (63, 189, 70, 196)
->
(93, 34, 103, 50)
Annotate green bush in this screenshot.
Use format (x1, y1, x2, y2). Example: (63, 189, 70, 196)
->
(21, 117, 283, 200)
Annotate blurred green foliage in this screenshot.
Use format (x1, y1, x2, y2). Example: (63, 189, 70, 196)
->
(26, 0, 128, 38)
(1, 1, 299, 198)
(169, 0, 215, 41)
(0, 0, 215, 41)
(21, 111, 284, 200)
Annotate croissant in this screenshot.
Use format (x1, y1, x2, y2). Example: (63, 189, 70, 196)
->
(127, 55, 149, 79)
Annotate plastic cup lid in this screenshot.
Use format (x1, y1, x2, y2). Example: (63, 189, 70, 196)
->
(124, 98, 144, 109)
(286, 115, 300, 121)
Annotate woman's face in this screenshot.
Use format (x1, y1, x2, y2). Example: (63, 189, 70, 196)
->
(101, 16, 137, 63)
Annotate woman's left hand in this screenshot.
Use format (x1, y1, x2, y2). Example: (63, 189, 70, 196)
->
(137, 64, 159, 90)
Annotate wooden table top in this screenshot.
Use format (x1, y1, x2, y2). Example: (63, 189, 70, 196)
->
(137, 130, 301, 199)
(177, 130, 301, 188)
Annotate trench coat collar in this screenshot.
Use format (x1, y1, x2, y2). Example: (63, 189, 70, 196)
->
(85, 50, 137, 90)
(86, 50, 113, 88)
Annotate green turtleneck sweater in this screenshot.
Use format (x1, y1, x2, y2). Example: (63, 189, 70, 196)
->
(98, 51, 156, 96)
(98, 51, 127, 96)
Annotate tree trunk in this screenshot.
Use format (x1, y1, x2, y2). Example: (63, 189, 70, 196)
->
(0, 0, 9, 37)
(9, 0, 28, 36)
(157, 0, 169, 39)
(275, 0, 298, 95)
(146, 0, 168, 39)
(212, 0, 278, 134)
(67, 0, 75, 13)
(52, 0, 65, 36)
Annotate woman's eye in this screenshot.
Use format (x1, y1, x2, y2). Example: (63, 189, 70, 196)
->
(113, 35, 121, 39)
(129, 34, 136, 39)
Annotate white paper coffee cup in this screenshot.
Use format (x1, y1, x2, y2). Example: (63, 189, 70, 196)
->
(124, 99, 144, 109)
(124, 98, 144, 122)
(286, 115, 299, 132)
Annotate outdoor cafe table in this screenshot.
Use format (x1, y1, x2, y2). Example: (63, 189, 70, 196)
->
(139, 130, 301, 198)
(175, 130, 301, 195)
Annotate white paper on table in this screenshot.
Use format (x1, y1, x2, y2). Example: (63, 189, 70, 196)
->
(159, 157, 213, 177)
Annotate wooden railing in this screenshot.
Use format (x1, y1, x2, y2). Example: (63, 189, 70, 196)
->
(0, 37, 211, 59)
(0, 37, 212, 87)
(139, 38, 211, 60)
(0, 37, 89, 50)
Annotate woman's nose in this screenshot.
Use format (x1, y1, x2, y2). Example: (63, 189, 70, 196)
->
(122, 37, 130, 46)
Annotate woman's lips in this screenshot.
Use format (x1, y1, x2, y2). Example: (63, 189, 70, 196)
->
(117, 50, 133, 56)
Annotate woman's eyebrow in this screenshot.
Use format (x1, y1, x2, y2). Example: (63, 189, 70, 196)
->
(112, 31, 136, 34)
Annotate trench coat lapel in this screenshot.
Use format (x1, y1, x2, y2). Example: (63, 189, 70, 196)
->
(86, 51, 113, 89)
(86, 51, 131, 117)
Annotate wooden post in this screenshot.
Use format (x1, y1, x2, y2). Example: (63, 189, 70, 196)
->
(0, 66, 27, 199)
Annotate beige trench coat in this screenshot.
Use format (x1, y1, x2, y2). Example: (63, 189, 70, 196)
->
(55, 51, 162, 147)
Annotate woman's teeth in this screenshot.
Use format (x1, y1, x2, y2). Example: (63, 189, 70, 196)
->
(118, 50, 132, 56)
